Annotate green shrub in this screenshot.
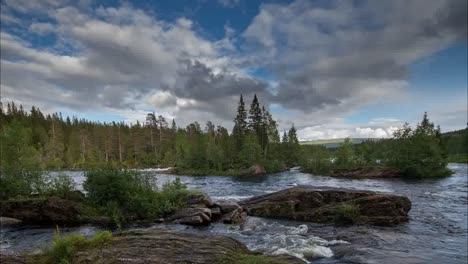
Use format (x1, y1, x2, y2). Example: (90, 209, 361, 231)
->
(0, 170, 46, 200)
(263, 160, 286, 173)
(334, 204, 361, 225)
(41, 229, 112, 264)
(43, 173, 78, 200)
(84, 167, 193, 226)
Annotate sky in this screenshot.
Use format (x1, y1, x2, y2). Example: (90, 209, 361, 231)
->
(1, 0, 467, 140)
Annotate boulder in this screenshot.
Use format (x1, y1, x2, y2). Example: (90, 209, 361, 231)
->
(168, 208, 212, 226)
(216, 201, 242, 213)
(239, 186, 411, 226)
(187, 193, 214, 208)
(220, 207, 246, 224)
(249, 164, 266, 175)
(0, 196, 103, 225)
(210, 207, 222, 221)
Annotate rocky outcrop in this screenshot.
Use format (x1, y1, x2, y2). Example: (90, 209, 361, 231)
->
(239, 186, 411, 226)
(168, 194, 246, 226)
(330, 167, 402, 178)
(0, 196, 107, 225)
(1, 229, 305, 263)
(249, 164, 267, 175)
(168, 208, 212, 226)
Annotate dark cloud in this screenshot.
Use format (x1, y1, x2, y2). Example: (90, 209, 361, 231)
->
(172, 60, 269, 101)
(244, 0, 467, 112)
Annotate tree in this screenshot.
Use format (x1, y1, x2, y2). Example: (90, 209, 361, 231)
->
(248, 94, 263, 145)
(43, 119, 65, 169)
(336, 138, 354, 167)
(239, 134, 262, 168)
(390, 112, 450, 178)
(232, 94, 248, 149)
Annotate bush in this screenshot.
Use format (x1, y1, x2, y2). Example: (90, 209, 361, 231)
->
(0, 170, 46, 200)
(83, 167, 193, 226)
(41, 229, 112, 264)
(263, 160, 286, 173)
(43, 173, 78, 200)
(334, 204, 361, 225)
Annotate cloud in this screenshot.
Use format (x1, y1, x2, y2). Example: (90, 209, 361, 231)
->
(244, 0, 466, 114)
(1, 5, 266, 127)
(1, 0, 466, 139)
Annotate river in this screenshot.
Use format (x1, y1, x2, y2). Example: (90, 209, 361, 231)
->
(1, 163, 467, 263)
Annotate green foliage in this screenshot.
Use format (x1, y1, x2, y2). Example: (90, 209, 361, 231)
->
(334, 204, 361, 225)
(0, 120, 45, 199)
(41, 230, 112, 264)
(239, 134, 263, 168)
(1, 95, 293, 176)
(83, 167, 192, 226)
(43, 173, 78, 200)
(336, 138, 355, 167)
(302, 113, 454, 179)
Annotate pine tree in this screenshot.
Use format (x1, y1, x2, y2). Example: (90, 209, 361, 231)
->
(287, 124, 299, 144)
(232, 94, 248, 148)
(248, 94, 263, 139)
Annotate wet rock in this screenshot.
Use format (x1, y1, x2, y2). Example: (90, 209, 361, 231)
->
(220, 207, 246, 224)
(210, 207, 222, 220)
(249, 164, 266, 175)
(187, 193, 214, 208)
(168, 208, 212, 226)
(71, 229, 304, 263)
(0, 196, 102, 225)
(217, 201, 242, 213)
(0, 217, 22, 226)
(0, 254, 28, 264)
(239, 186, 411, 226)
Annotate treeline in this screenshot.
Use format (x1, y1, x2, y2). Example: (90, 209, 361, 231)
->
(302, 113, 455, 178)
(0, 95, 299, 174)
(441, 128, 468, 163)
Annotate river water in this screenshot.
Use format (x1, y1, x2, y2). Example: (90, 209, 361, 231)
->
(1, 163, 467, 263)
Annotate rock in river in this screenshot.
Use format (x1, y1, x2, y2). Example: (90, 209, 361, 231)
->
(0, 196, 105, 225)
(239, 186, 412, 226)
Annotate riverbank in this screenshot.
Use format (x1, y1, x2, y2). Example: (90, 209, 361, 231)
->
(302, 165, 454, 179)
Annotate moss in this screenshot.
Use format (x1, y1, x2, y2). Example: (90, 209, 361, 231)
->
(334, 204, 361, 225)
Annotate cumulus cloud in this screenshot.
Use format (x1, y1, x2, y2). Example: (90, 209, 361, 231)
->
(1, 0, 466, 139)
(1, 4, 266, 128)
(244, 0, 467, 113)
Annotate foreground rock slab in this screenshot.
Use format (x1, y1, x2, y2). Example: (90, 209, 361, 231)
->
(239, 186, 411, 226)
(1, 229, 304, 264)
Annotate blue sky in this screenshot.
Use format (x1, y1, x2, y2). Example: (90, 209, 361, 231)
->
(1, 0, 467, 140)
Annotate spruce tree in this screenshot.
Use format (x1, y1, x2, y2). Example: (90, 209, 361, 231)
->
(232, 94, 248, 147)
(248, 94, 262, 138)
